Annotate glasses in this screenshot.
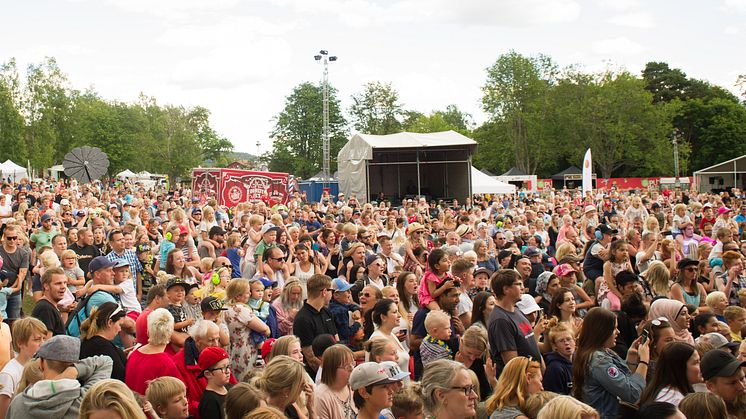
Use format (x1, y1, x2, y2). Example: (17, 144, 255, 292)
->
(359, 292, 371, 298)
(449, 385, 477, 396)
(341, 363, 355, 372)
(684, 267, 697, 272)
(326, 288, 335, 293)
(5, 237, 18, 241)
(208, 366, 231, 374)
(271, 257, 286, 262)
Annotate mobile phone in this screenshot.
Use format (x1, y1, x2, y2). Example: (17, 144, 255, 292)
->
(640, 329, 650, 345)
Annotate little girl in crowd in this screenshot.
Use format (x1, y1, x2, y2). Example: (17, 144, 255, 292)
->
(600, 240, 632, 311)
(418, 248, 453, 310)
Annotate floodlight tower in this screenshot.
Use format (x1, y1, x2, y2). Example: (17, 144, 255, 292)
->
(314, 50, 337, 187)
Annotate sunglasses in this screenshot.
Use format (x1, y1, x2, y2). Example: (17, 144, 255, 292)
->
(5, 237, 18, 241)
(270, 256, 286, 262)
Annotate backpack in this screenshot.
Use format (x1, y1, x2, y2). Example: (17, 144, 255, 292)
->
(65, 290, 108, 337)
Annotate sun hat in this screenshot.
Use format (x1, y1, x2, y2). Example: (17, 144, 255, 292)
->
(406, 222, 425, 236)
(516, 294, 541, 315)
(584, 205, 596, 214)
(555, 263, 576, 277)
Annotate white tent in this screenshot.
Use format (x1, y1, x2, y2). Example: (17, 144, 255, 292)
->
(471, 167, 516, 195)
(692, 154, 746, 192)
(337, 131, 477, 202)
(0, 160, 28, 181)
(117, 169, 136, 179)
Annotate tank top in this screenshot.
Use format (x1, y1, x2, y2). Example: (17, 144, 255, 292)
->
(683, 288, 701, 307)
(294, 261, 315, 299)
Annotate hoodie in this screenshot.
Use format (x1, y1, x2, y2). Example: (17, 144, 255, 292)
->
(7, 355, 113, 419)
(542, 351, 573, 395)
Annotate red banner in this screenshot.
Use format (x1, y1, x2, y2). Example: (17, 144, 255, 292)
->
(219, 169, 289, 207)
(192, 169, 221, 203)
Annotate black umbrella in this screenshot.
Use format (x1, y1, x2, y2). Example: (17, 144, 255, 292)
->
(63, 146, 110, 184)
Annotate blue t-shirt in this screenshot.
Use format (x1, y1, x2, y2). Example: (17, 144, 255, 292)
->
(67, 290, 117, 337)
(0, 287, 13, 318)
(160, 240, 176, 269)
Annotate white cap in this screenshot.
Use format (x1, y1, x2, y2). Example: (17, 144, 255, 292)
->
(516, 294, 541, 315)
(349, 362, 400, 390)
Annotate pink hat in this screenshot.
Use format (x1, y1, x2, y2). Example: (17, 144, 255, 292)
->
(556, 263, 576, 277)
(717, 206, 731, 215)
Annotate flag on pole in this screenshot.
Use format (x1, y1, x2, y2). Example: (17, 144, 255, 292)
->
(582, 148, 593, 195)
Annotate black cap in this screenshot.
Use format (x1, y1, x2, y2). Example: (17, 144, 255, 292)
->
(201, 296, 227, 312)
(209, 226, 226, 237)
(701, 349, 746, 380)
(596, 224, 618, 235)
(677, 258, 699, 270)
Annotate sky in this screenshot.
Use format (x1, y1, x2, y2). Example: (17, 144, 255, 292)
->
(2, 0, 745, 155)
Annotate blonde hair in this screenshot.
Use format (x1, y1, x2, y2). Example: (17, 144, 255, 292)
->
(424, 310, 451, 335)
(146, 308, 175, 345)
(39, 250, 60, 269)
(524, 391, 560, 418)
(705, 291, 727, 309)
(485, 357, 541, 414)
(226, 278, 250, 304)
(420, 359, 469, 414)
(243, 406, 285, 419)
(249, 214, 264, 227)
(381, 286, 397, 300)
(17, 359, 42, 393)
(269, 335, 301, 361)
(547, 318, 574, 348)
(200, 257, 215, 273)
(145, 377, 185, 413)
(11, 317, 47, 353)
(724, 306, 746, 322)
(364, 338, 392, 362)
(278, 280, 303, 312)
(255, 355, 304, 403)
(644, 261, 670, 297)
(461, 325, 488, 354)
(80, 379, 147, 419)
(391, 382, 424, 418)
(554, 243, 577, 263)
(60, 249, 77, 262)
(536, 395, 599, 419)
(679, 392, 728, 419)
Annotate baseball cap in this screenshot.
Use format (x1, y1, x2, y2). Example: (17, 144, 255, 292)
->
(473, 267, 490, 277)
(516, 294, 541, 315)
(380, 361, 410, 381)
(40, 213, 52, 222)
(331, 277, 354, 292)
(166, 277, 197, 291)
(60, 198, 70, 206)
(259, 277, 276, 289)
(701, 349, 746, 380)
(596, 224, 618, 235)
(702, 202, 712, 208)
(696, 333, 740, 351)
(178, 225, 189, 236)
(365, 253, 382, 267)
(35, 335, 80, 363)
(555, 263, 576, 277)
(209, 226, 226, 237)
(523, 247, 540, 258)
(677, 258, 699, 270)
(261, 338, 276, 361)
(89, 256, 117, 274)
(201, 296, 227, 312)
(192, 197, 200, 203)
(113, 259, 131, 269)
(349, 362, 401, 390)
(260, 224, 274, 235)
(197, 346, 229, 378)
(73, 208, 87, 217)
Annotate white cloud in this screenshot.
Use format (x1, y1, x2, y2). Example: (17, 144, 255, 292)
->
(594, 0, 640, 12)
(102, 0, 241, 20)
(725, 25, 741, 34)
(607, 11, 654, 28)
(724, 0, 746, 12)
(591, 37, 645, 55)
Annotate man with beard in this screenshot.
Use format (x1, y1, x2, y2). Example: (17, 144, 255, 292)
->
(68, 227, 101, 274)
(410, 281, 463, 380)
(702, 349, 746, 418)
(198, 226, 225, 259)
(31, 268, 67, 336)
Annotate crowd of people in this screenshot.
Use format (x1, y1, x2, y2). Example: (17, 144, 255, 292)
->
(0, 177, 745, 418)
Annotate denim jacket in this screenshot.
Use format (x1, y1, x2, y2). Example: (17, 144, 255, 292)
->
(582, 349, 645, 419)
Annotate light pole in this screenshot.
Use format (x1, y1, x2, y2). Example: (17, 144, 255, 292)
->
(314, 50, 337, 187)
(671, 129, 681, 189)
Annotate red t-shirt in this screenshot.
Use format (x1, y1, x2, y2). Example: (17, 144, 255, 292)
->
(135, 308, 153, 346)
(125, 349, 181, 396)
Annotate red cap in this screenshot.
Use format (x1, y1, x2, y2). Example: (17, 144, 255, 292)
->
(261, 338, 276, 361)
(178, 225, 189, 236)
(197, 346, 229, 376)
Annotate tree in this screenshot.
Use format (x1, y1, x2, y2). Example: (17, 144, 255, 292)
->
(349, 81, 403, 135)
(188, 106, 234, 166)
(0, 59, 26, 163)
(269, 82, 347, 178)
(642, 62, 690, 103)
(481, 51, 558, 175)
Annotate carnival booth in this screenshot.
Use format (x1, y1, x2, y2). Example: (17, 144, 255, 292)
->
(191, 168, 289, 207)
(551, 166, 596, 190)
(337, 131, 477, 203)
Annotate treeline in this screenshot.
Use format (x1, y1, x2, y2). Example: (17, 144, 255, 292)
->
(268, 51, 746, 179)
(0, 57, 233, 180)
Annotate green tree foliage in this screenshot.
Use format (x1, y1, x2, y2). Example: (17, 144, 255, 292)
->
(405, 105, 474, 135)
(349, 81, 403, 135)
(268, 82, 347, 178)
(0, 57, 232, 180)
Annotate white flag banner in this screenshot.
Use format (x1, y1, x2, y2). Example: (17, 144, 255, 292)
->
(582, 148, 593, 195)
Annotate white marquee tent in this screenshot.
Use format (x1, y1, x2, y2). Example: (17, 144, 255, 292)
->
(0, 160, 28, 181)
(471, 167, 516, 195)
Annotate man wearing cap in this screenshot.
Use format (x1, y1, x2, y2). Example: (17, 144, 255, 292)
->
(293, 274, 338, 372)
(350, 362, 404, 417)
(6, 335, 113, 419)
(582, 224, 615, 283)
(488, 269, 542, 378)
(0, 225, 29, 323)
(67, 256, 119, 337)
(198, 226, 226, 260)
(172, 319, 236, 418)
(701, 349, 746, 417)
(328, 277, 362, 344)
(30, 213, 59, 250)
(105, 229, 143, 302)
(68, 228, 101, 275)
(31, 267, 67, 337)
(201, 297, 230, 347)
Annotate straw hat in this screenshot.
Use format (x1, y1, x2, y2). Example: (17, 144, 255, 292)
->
(406, 222, 425, 237)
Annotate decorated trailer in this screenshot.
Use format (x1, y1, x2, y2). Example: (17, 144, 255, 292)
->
(191, 168, 289, 207)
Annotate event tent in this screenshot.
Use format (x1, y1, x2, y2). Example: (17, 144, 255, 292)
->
(471, 166, 516, 195)
(692, 154, 746, 192)
(337, 131, 477, 203)
(0, 160, 28, 181)
(117, 169, 136, 179)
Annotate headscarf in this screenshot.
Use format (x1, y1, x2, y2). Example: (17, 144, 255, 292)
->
(535, 271, 556, 303)
(648, 299, 694, 345)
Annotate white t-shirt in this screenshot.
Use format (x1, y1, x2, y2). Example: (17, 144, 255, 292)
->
(118, 279, 141, 314)
(456, 290, 473, 317)
(370, 330, 410, 382)
(0, 358, 24, 398)
(655, 386, 685, 406)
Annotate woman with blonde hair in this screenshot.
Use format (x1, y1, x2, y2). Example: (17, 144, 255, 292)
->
(271, 279, 303, 336)
(256, 355, 314, 419)
(485, 356, 544, 419)
(244, 406, 286, 419)
(79, 379, 147, 419)
(455, 325, 496, 400)
(420, 359, 478, 419)
(643, 261, 671, 299)
(225, 279, 269, 381)
(536, 395, 599, 419)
